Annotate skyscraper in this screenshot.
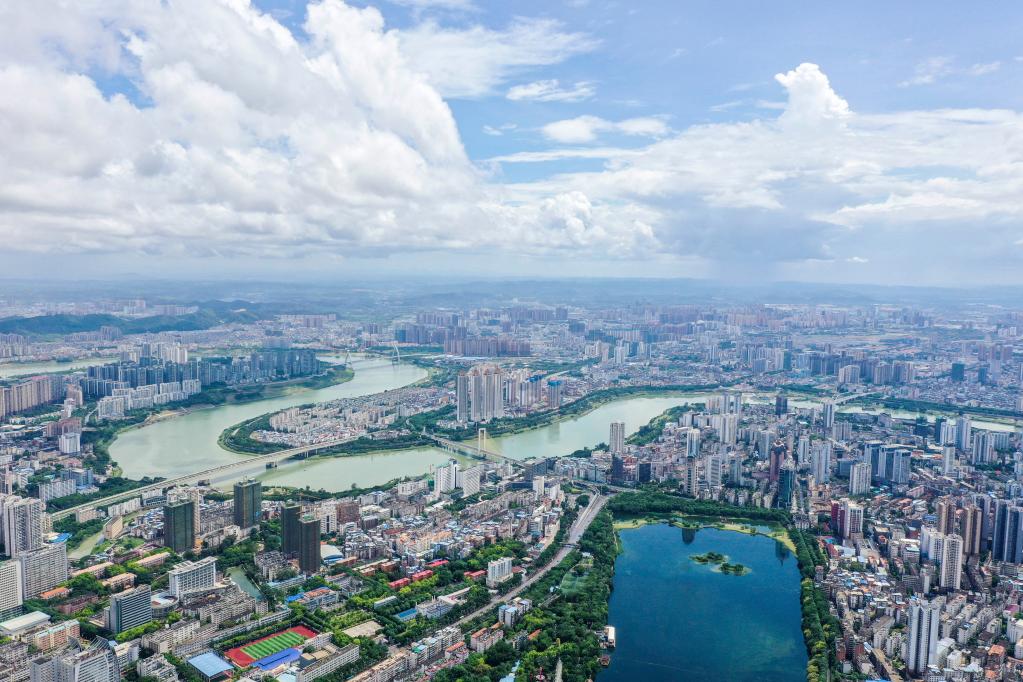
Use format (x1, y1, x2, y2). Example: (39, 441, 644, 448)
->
(821, 400, 835, 429)
(455, 374, 469, 423)
(109, 585, 152, 634)
(18, 543, 68, 598)
(298, 515, 320, 574)
(940, 534, 963, 591)
(233, 479, 262, 530)
(849, 462, 871, 496)
(906, 600, 940, 675)
(163, 499, 195, 554)
(0, 560, 23, 619)
(1, 496, 45, 558)
(282, 502, 303, 556)
(609, 422, 625, 455)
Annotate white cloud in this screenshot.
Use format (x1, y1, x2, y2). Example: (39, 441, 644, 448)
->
(482, 123, 517, 136)
(506, 79, 595, 102)
(2, 0, 1023, 285)
(395, 18, 597, 98)
(901, 56, 1002, 86)
(541, 115, 669, 143)
(386, 0, 477, 11)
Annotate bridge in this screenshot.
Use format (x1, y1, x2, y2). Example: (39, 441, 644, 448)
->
(422, 432, 523, 468)
(51, 435, 365, 521)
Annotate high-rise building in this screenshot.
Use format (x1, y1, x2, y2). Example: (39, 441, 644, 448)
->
(906, 600, 940, 675)
(609, 422, 625, 454)
(434, 460, 459, 495)
(18, 543, 68, 598)
(936, 498, 956, 535)
(109, 585, 152, 634)
(233, 479, 262, 530)
(993, 503, 1023, 564)
(821, 400, 835, 429)
(940, 534, 963, 591)
(811, 442, 831, 484)
(546, 380, 563, 408)
(2, 496, 45, 558)
(849, 462, 871, 496)
(486, 557, 513, 588)
(168, 557, 217, 598)
(777, 465, 795, 508)
(455, 374, 469, 423)
(955, 415, 971, 452)
(0, 560, 23, 619)
(774, 394, 788, 416)
(163, 500, 195, 554)
(281, 502, 303, 556)
(298, 516, 321, 574)
(36, 642, 119, 682)
(942, 445, 956, 475)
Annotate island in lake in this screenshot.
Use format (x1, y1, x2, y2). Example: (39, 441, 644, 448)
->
(691, 551, 750, 575)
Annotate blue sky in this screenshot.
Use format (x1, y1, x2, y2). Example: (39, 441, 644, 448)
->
(1, 0, 1022, 284)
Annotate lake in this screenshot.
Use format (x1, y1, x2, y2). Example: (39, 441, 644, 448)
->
(602, 523, 806, 682)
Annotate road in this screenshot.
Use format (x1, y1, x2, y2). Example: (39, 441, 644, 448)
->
(452, 492, 609, 629)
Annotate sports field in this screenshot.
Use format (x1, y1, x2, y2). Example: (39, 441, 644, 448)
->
(224, 625, 318, 667)
(243, 630, 304, 659)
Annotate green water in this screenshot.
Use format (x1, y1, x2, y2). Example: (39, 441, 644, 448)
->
(485, 394, 713, 460)
(113, 356, 427, 480)
(602, 523, 806, 682)
(0, 357, 115, 378)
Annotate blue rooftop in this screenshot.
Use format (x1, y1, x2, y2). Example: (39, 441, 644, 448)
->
(187, 652, 233, 678)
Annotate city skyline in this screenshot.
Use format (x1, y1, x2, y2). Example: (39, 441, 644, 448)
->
(2, 1, 1023, 284)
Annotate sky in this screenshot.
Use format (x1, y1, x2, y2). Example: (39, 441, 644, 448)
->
(1, 0, 1022, 285)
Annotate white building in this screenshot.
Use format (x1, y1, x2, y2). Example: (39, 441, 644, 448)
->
(168, 557, 217, 598)
(486, 557, 513, 588)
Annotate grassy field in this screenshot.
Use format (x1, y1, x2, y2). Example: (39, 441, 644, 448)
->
(242, 631, 304, 660)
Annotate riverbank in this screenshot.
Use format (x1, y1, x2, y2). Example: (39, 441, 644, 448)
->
(612, 514, 796, 552)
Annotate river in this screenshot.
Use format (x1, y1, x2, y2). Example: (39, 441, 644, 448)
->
(0, 357, 115, 379)
(113, 356, 427, 481)
(602, 523, 806, 682)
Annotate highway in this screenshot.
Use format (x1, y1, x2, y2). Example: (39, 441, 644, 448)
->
(51, 435, 365, 521)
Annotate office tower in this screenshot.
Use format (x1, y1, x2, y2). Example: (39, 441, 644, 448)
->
(282, 502, 303, 556)
(811, 443, 831, 484)
(456, 374, 469, 423)
(168, 557, 217, 598)
(994, 504, 1023, 564)
(821, 400, 835, 429)
(774, 394, 788, 416)
(950, 362, 965, 382)
(18, 543, 68, 598)
(233, 479, 262, 530)
(797, 436, 810, 465)
(2, 496, 45, 558)
(849, 462, 871, 496)
(109, 585, 152, 634)
(298, 516, 321, 574)
(609, 422, 626, 455)
(729, 455, 744, 486)
(942, 445, 956, 475)
(936, 498, 956, 535)
(939, 534, 963, 590)
(610, 456, 626, 485)
(769, 443, 786, 483)
(0, 560, 22, 619)
(955, 415, 971, 452)
(777, 465, 795, 508)
(906, 600, 940, 675)
(705, 455, 723, 488)
(163, 500, 195, 554)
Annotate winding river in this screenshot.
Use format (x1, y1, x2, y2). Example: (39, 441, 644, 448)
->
(107, 356, 1020, 493)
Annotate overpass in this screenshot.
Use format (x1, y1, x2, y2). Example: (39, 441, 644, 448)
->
(51, 435, 365, 521)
